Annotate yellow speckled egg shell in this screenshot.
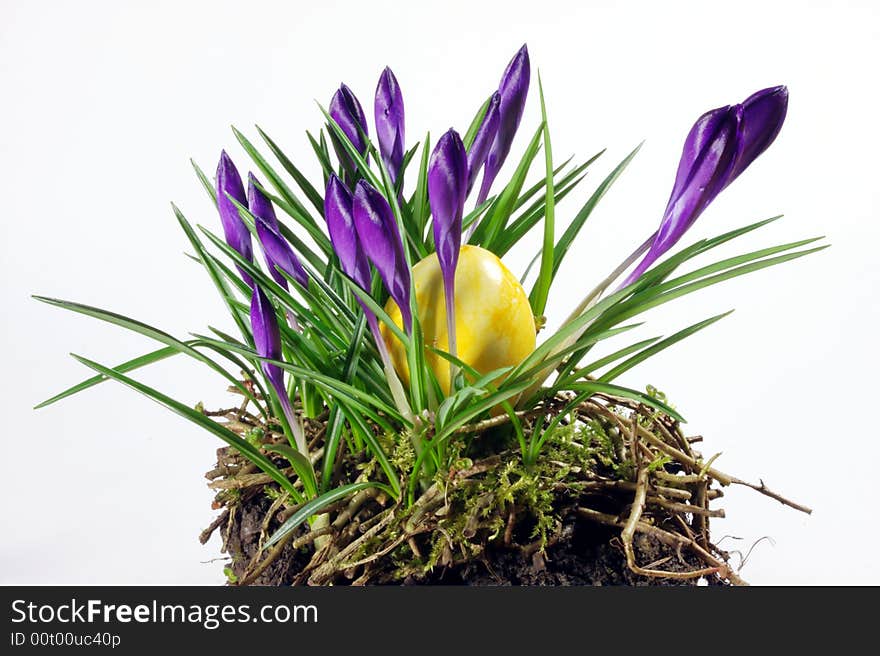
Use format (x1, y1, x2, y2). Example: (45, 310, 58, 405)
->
(381, 245, 536, 395)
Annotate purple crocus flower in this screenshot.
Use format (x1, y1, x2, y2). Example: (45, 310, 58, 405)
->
(621, 86, 788, 287)
(251, 286, 284, 395)
(466, 92, 501, 195)
(248, 173, 308, 289)
(329, 83, 369, 181)
(250, 286, 307, 453)
(325, 174, 373, 293)
(477, 45, 531, 204)
(216, 151, 254, 287)
(428, 129, 468, 359)
(325, 175, 415, 423)
(325, 175, 382, 342)
(352, 180, 412, 332)
(374, 67, 405, 183)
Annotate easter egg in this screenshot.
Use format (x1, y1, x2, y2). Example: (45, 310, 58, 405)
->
(381, 245, 536, 395)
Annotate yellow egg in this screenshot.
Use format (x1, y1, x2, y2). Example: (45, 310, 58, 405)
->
(381, 245, 537, 395)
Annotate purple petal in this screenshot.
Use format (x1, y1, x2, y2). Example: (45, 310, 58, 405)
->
(352, 180, 412, 332)
(729, 85, 788, 182)
(255, 216, 309, 289)
(216, 151, 254, 287)
(653, 105, 742, 254)
(324, 174, 372, 292)
(466, 92, 501, 195)
(330, 83, 369, 177)
(250, 286, 284, 394)
(247, 172, 279, 230)
(249, 174, 308, 288)
(429, 129, 468, 286)
(665, 105, 733, 214)
(375, 67, 405, 183)
(478, 44, 530, 204)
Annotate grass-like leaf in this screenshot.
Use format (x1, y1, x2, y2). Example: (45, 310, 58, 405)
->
(306, 129, 334, 183)
(265, 443, 318, 498)
(411, 132, 431, 238)
(32, 295, 262, 411)
(529, 74, 556, 317)
(495, 155, 603, 256)
(277, 361, 404, 425)
(233, 126, 328, 251)
(512, 155, 577, 213)
(256, 125, 325, 217)
(35, 345, 179, 409)
(174, 204, 253, 343)
(434, 379, 535, 443)
(557, 336, 663, 386)
(472, 123, 545, 249)
(335, 402, 401, 497)
(551, 142, 643, 279)
(600, 245, 828, 328)
(70, 354, 303, 502)
(190, 159, 217, 204)
(320, 313, 368, 491)
(462, 94, 492, 150)
(598, 311, 734, 383)
(264, 481, 395, 550)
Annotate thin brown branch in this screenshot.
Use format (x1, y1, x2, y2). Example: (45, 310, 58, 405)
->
(730, 477, 813, 515)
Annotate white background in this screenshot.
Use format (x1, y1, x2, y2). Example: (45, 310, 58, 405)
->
(2, 0, 878, 585)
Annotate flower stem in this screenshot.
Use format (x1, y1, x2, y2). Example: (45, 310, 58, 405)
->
(560, 231, 655, 328)
(444, 278, 459, 388)
(367, 315, 416, 427)
(285, 310, 301, 332)
(279, 392, 309, 456)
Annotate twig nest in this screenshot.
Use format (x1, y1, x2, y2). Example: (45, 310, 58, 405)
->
(382, 245, 536, 394)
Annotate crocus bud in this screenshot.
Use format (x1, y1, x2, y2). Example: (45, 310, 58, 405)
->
(329, 83, 369, 181)
(622, 86, 788, 287)
(352, 180, 412, 332)
(730, 85, 788, 182)
(216, 151, 254, 287)
(251, 286, 284, 393)
(429, 130, 468, 289)
(375, 67, 405, 183)
(429, 129, 468, 360)
(250, 286, 307, 453)
(477, 44, 531, 204)
(326, 175, 415, 422)
(248, 174, 308, 288)
(324, 174, 372, 293)
(466, 92, 501, 195)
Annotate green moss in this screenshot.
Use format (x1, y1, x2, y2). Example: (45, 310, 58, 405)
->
(245, 426, 265, 448)
(412, 417, 630, 577)
(391, 433, 416, 472)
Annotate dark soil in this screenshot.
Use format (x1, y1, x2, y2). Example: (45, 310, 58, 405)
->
(221, 492, 709, 586)
(415, 519, 705, 586)
(222, 493, 312, 586)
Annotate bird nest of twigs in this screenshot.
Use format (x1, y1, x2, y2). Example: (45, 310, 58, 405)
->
(200, 387, 809, 586)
